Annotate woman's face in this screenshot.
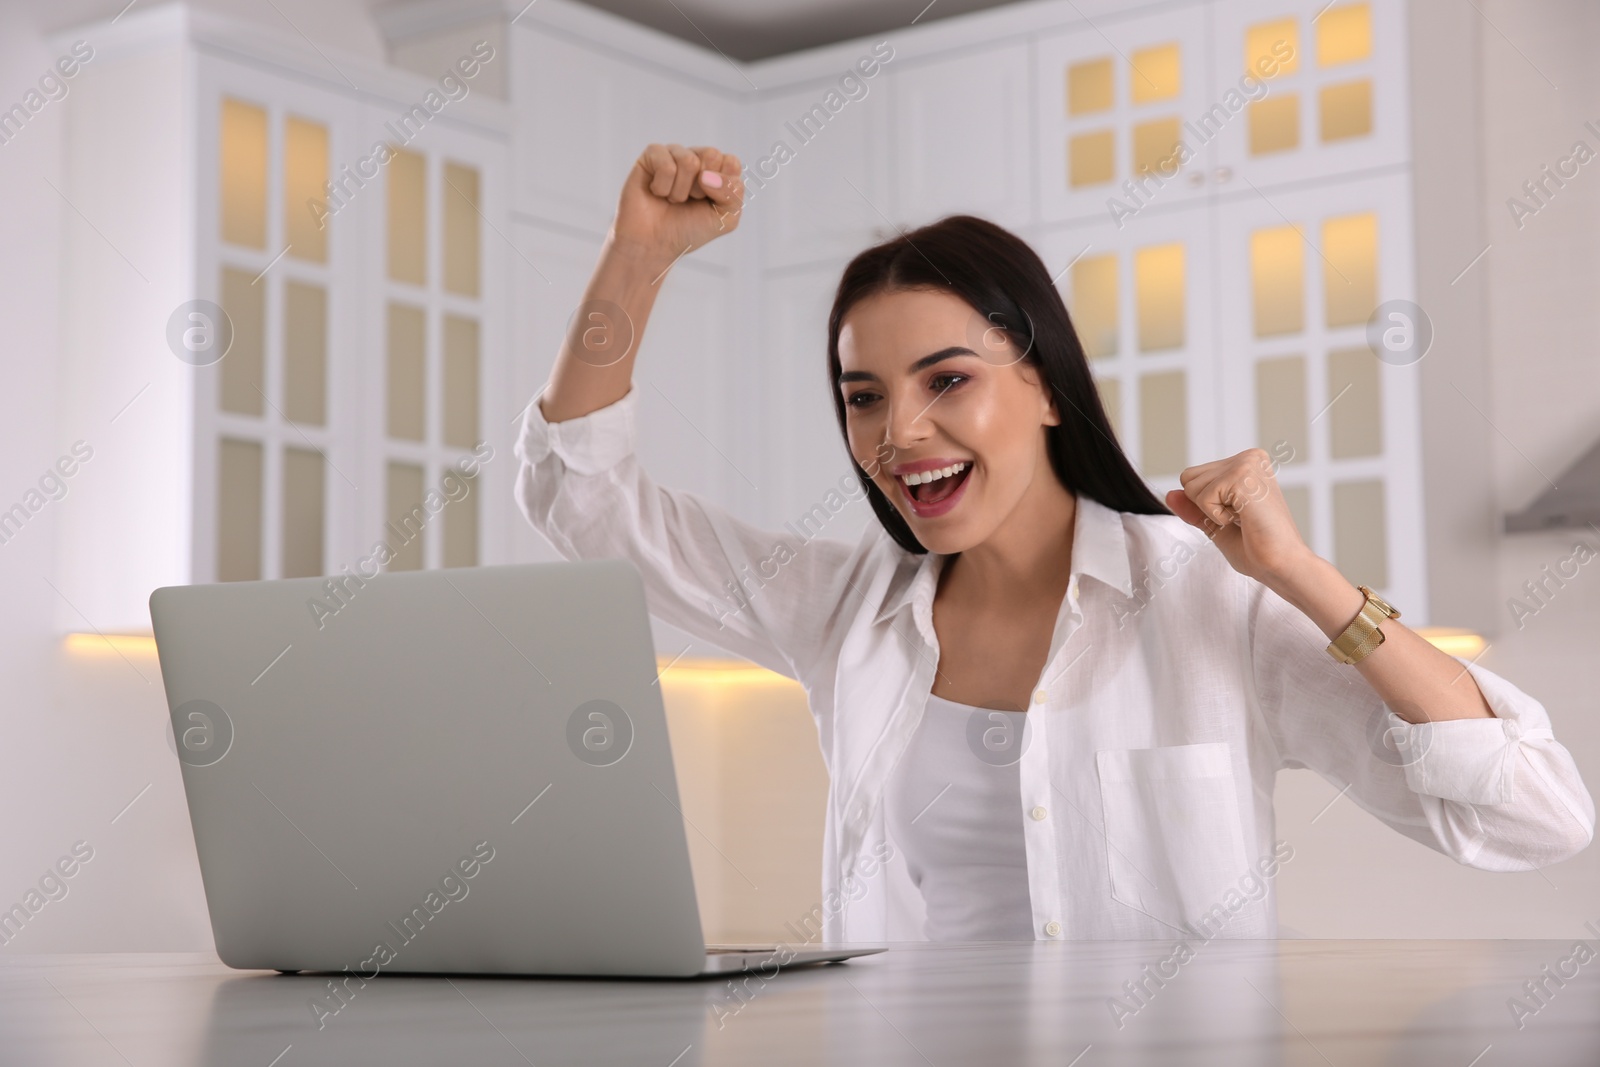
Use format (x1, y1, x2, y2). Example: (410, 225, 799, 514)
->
(837, 287, 1061, 555)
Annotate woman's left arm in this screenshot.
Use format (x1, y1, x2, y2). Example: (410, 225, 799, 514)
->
(1169, 448, 1596, 869)
(1254, 523, 1494, 724)
(1169, 448, 1501, 722)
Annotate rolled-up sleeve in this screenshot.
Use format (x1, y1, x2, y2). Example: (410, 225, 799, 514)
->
(1247, 579, 1595, 870)
(513, 386, 865, 684)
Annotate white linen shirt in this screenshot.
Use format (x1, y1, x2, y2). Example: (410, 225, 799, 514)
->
(513, 386, 1595, 942)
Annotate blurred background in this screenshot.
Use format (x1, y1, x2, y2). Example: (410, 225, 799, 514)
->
(1, 0, 1596, 951)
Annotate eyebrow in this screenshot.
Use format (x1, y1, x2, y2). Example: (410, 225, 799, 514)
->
(837, 346, 977, 385)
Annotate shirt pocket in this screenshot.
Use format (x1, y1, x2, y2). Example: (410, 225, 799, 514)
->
(1095, 742, 1250, 933)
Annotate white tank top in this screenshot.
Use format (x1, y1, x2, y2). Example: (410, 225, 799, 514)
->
(884, 692, 1035, 941)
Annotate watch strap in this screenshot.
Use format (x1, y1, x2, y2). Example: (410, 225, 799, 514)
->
(1327, 586, 1399, 665)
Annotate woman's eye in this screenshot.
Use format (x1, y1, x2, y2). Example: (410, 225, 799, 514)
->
(931, 373, 967, 392)
(845, 392, 879, 408)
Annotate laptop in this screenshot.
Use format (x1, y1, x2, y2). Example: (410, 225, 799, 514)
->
(149, 559, 883, 978)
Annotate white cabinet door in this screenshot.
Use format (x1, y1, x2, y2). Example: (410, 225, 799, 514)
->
(363, 103, 512, 569)
(888, 40, 1032, 231)
(507, 25, 739, 269)
(192, 56, 371, 589)
(631, 259, 742, 508)
(1207, 0, 1410, 191)
(1214, 169, 1424, 614)
(757, 263, 872, 546)
(507, 27, 615, 228)
(749, 78, 892, 270)
(1035, 4, 1215, 226)
(1034, 202, 1219, 503)
(505, 221, 606, 566)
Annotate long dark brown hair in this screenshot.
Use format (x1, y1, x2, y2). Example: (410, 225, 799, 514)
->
(826, 214, 1172, 554)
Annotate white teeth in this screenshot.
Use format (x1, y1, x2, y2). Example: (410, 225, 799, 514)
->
(900, 462, 968, 486)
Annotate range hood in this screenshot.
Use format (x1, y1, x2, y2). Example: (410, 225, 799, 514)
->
(1504, 437, 1600, 532)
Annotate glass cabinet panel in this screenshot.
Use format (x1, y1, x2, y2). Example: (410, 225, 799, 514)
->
(1248, 94, 1299, 155)
(1245, 18, 1298, 77)
(1327, 346, 1381, 458)
(1255, 354, 1307, 463)
(1139, 370, 1187, 477)
(387, 303, 426, 441)
(1333, 478, 1387, 587)
(1132, 117, 1182, 178)
(1071, 253, 1119, 359)
(1067, 57, 1113, 115)
(283, 281, 327, 426)
(1135, 243, 1185, 352)
(1096, 376, 1123, 442)
(442, 315, 479, 450)
(284, 116, 329, 263)
(388, 148, 427, 285)
(1320, 80, 1372, 142)
(282, 447, 325, 579)
(385, 462, 426, 571)
(443, 162, 481, 297)
(1323, 212, 1377, 328)
(1069, 130, 1114, 188)
(218, 438, 263, 582)
(444, 471, 478, 569)
(220, 98, 267, 249)
(1317, 3, 1372, 67)
(1129, 43, 1181, 103)
(219, 266, 264, 415)
(1251, 224, 1305, 336)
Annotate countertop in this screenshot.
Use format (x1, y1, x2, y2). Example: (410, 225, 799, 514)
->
(3, 940, 1598, 1065)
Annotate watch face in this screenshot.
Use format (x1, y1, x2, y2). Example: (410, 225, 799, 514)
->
(1362, 586, 1397, 617)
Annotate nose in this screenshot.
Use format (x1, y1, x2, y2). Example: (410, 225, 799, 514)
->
(882, 387, 932, 454)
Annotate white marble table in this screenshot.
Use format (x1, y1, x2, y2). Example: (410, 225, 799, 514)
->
(3, 941, 1597, 1065)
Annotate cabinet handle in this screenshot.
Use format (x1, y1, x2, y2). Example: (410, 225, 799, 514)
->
(1214, 166, 1233, 183)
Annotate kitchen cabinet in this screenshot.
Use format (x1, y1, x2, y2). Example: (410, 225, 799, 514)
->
(55, 7, 510, 632)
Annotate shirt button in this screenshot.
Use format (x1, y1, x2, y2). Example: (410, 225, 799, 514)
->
(1033, 689, 1047, 705)
(1044, 921, 1062, 937)
(1030, 806, 1048, 821)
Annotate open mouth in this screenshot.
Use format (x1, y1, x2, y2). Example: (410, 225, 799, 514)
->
(897, 462, 973, 517)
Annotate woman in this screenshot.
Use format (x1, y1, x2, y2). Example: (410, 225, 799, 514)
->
(516, 143, 1594, 943)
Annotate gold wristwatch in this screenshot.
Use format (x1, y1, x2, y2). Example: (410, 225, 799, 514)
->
(1326, 585, 1400, 665)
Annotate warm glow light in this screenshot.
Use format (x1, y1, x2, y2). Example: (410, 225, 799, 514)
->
(61, 636, 799, 683)
(69, 640, 1489, 680)
(65, 632, 159, 656)
(1414, 627, 1486, 658)
(656, 657, 799, 687)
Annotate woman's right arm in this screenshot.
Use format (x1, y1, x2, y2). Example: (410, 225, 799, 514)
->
(516, 144, 870, 682)
(539, 142, 744, 422)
